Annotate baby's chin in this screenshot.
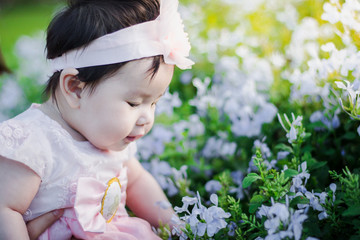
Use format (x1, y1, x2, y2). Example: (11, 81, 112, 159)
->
(91, 141, 129, 152)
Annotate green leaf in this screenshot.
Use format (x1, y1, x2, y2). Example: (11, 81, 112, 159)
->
(342, 205, 360, 217)
(309, 161, 327, 171)
(242, 173, 261, 188)
(305, 154, 328, 171)
(290, 196, 310, 208)
(249, 195, 265, 214)
(343, 132, 357, 140)
(275, 143, 294, 153)
(284, 169, 299, 179)
(266, 174, 274, 179)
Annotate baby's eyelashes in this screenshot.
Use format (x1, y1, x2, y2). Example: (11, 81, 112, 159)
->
(151, 100, 159, 107)
(127, 99, 160, 108)
(127, 101, 141, 107)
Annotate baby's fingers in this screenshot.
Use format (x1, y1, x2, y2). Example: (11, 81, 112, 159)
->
(27, 209, 64, 240)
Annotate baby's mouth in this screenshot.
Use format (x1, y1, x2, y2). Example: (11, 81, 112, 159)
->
(126, 135, 143, 142)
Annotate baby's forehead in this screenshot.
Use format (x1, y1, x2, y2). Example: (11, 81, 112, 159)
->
(124, 89, 152, 97)
(117, 57, 170, 80)
(125, 88, 166, 98)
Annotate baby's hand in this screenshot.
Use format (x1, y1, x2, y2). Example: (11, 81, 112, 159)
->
(26, 209, 64, 240)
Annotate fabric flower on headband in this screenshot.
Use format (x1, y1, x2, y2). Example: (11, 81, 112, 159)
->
(158, 0, 194, 69)
(49, 0, 194, 72)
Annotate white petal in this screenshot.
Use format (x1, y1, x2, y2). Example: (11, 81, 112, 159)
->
(210, 194, 218, 206)
(335, 81, 346, 90)
(329, 183, 337, 192)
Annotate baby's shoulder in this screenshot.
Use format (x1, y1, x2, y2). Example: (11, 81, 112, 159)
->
(0, 108, 41, 145)
(1, 105, 53, 132)
(0, 107, 54, 178)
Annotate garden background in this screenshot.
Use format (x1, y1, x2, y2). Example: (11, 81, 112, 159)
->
(1, 0, 360, 239)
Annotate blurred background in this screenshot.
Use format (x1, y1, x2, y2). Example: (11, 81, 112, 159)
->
(0, 0, 64, 70)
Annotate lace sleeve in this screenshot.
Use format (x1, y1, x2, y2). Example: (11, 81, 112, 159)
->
(0, 119, 50, 179)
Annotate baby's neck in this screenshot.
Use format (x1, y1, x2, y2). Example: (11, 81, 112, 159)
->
(39, 100, 87, 142)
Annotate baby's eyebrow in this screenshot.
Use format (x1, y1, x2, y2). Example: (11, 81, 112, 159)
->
(126, 90, 149, 98)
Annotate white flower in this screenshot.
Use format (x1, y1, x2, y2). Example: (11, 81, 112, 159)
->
(229, 171, 245, 200)
(171, 165, 188, 196)
(290, 162, 310, 194)
(269, 203, 290, 223)
(269, 52, 286, 68)
(137, 125, 173, 160)
(142, 159, 172, 189)
(259, 197, 310, 240)
(202, 194, 231, 237)
(142, 159, 186, 197)
(322, 2, 340, 24)
(278, 113, 305, 144)
(321, 42, 336, 52)
(329, 183, 337, 192)
(175, 192, 231, 237)
(288, 210, 308, 240)
(288, 125, 297, 143)
(336, 80, 359, 104)
(265, 217, 282, 235)
(0, 79, 23, 110)
(305, 191, 325, 212)
(165, 178, 179, 197)
(205, 180, 222, 194)
(277, 151, 290, 160)
(174, 196, 198, 214)
(15, 33, 49, 84)
(171, 215, 188, 240)
(330, 183, 337, 202)
(187, 114, 205, 137)
(180, 70, 193, 84)
(156, 90, 182, 116)
(202, 135, 237, 159)
(318, 211, 328, 220)
(253, 139, 272, 159)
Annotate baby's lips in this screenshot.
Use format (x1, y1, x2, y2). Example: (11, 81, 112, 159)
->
(126, 135, 143, 142)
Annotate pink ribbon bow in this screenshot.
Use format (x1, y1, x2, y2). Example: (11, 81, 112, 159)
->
(73, 168, 128, 233)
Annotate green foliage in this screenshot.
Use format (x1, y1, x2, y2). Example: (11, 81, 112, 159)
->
(0, 2, 63, 68)
(330, 167, 360, 216)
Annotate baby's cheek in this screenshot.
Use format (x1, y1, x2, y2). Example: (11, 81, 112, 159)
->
(88, 129, 117, 149)
(146, 122, 154, 135)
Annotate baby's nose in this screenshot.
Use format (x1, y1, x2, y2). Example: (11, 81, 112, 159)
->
(136, 111, 153, 126)
(136, 117, 148, 126)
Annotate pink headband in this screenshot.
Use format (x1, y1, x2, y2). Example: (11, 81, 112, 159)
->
(49, 0, 194, 72)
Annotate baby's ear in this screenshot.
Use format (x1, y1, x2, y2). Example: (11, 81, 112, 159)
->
(59, 68, 85, 108)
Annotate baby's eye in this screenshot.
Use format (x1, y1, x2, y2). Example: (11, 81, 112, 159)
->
(127, 102, 140, 107)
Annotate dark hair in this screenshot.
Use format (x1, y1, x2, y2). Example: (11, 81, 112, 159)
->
(44, 0, 162, 99)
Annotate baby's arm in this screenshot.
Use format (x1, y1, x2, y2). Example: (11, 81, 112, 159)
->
(0, 156, 41, 239)
(125, 157, 175, 228)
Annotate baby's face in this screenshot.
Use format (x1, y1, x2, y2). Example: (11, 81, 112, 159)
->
(74, 58, 174, 151)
